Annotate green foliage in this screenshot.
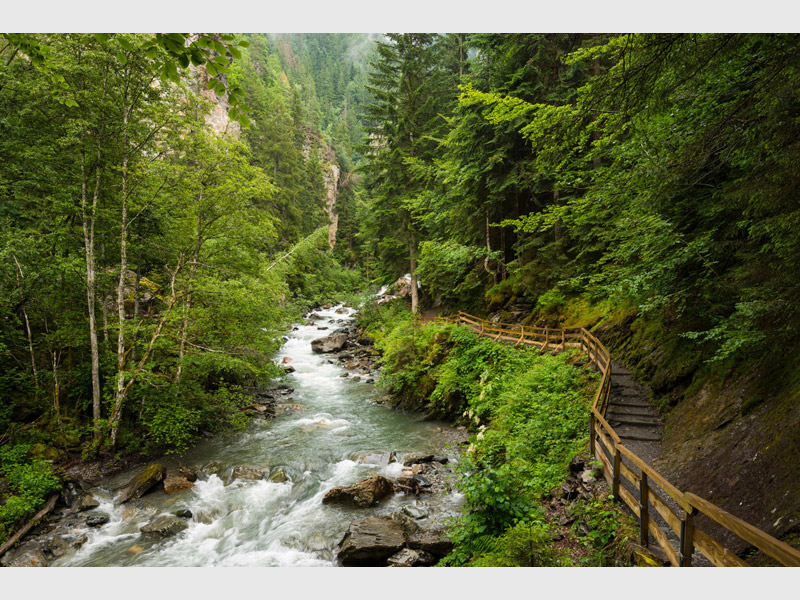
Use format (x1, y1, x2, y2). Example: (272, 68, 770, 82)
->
(375, 315, 596, 564)
(463, 516, 569, 567)
(569, 492, 640, 566)
(0, 444, 61, 544)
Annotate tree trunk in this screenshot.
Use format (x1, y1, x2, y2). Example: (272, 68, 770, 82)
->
(409, 229, 419, 315)
(484, 207, 497, 285)
(80, 149, 102, 441)
(110, 105, 130, 450)
(175, 211, 203, 386)
(12, 254, 37, 392)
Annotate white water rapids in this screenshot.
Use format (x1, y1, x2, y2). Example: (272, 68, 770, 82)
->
(53, 305, 464, 566)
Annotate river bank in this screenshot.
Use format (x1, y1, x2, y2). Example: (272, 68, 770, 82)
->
(2, 303, 468, 567)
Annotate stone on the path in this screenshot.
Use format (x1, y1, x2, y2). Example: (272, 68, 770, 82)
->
(337, 516, 407, 566)
(140, 515, 188, 538)
(311, 332, 348, 353)
(115, 463, 166, 504)
(163, 476, 194, 494)
(322, 475, 394, 508)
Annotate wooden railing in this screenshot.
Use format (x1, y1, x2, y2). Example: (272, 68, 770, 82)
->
(418, 311, 800, 567)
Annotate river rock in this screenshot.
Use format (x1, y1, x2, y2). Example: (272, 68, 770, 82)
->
(269, 467, 289, 483)
(337, 516, 407, 566)
(198, 461, 224, 479)
(386, 548, 420, 567)
(402, 505, 429, 520)
(174, 466, 198, 482)
(174, 509, 193, 518)
(0, 541, 47, 567)
(114, 463, 166, 504)
(71, 491, 100, 512)
(85, 513, 109, 527)
(163, 476, 194, 494)
(322, 475, 395, 508)
(41, 534, 70, 559)
(140, 515, 188, 538)
(311, 332, 348, 353)
(403, 453, 435, 467)
(407, 528, 453, 558)
(230, 465, 266, 482)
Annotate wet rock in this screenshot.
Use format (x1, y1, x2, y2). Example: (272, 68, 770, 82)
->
(388, 511, 421, 536)
(395, 476, 424, 495)
(115, 463, 166, 504)
(140, 515, 188, 538)
(407, 528, 453, 558)
(230, 466, 266, 482)
(311, 332, 348, 353)
(71, 535, 88, 548)
(402, 505, 429, 520)
(322, 475, 395, 508)
(283, 366, 296, 374)
(0, 541, 47, 567)
(173, 466, 198, 482)
(335, 307, 348, 314)
(174, 509, 193, 519)
(41, 534, 70, 559)
(71, 491, 100, 512)
(268, 467, 289, 483)
(337, 516, 407, 566)
(198, 461, 224, 479)
(163, 477, 194, 494)
(85, 513, 109, 527)
(403, 453, 435, 467)
(387, 548, 421, 567)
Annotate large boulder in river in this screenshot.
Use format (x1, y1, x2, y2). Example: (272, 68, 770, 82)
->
(337, 516, 407, 566)
(0, 541, 47, 567)
(311, 332, 348, 353)
(140, 515, 188, 538)
(114, 463, 166, 504)
(230, 465, 266, 482)
(322, 475, 395, 508)
(163, 477, 194, 494)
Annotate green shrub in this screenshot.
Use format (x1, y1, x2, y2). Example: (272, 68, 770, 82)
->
(0, 443, 61, 544)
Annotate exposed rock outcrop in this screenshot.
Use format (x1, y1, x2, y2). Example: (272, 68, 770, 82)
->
(336, 516, 407, 566)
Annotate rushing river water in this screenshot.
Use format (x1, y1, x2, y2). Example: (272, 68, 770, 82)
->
(54, 305, 464, 567)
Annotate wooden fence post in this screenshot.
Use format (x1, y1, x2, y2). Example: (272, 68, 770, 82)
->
(680, 507, 698, 567)
(639, 472, 650, 547)
(589, 412, 596, 457)
(612, 446, 621, 500)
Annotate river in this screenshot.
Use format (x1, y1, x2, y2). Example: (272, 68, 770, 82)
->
(53, 304, 464, 566)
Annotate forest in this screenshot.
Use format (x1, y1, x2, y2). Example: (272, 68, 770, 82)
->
(1, 32, 799, 567)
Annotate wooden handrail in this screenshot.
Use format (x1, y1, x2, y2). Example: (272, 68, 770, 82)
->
(416, 311, 800, 567)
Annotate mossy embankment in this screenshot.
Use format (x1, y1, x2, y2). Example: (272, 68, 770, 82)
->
(357, 299, 653, 566)
(482, 291, 800, 558)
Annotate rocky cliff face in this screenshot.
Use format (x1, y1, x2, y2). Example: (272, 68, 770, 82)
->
(324, 162, 340, 249)
(192, 64, 240, 137)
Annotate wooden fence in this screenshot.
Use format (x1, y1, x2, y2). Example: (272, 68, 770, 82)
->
(418, 311, 800, 567)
